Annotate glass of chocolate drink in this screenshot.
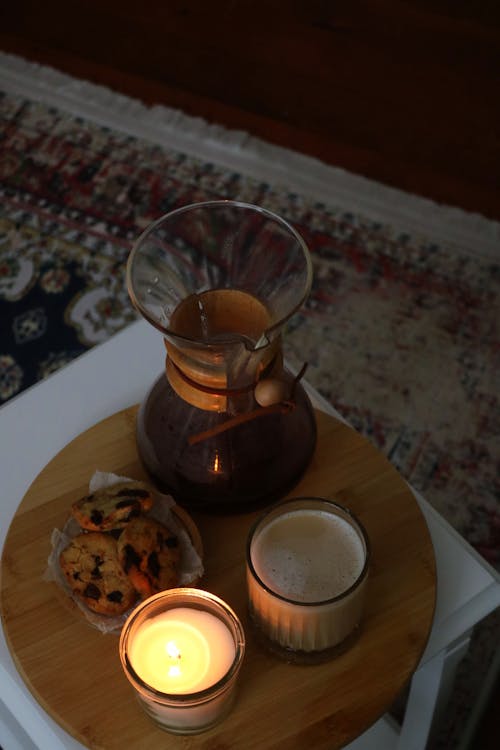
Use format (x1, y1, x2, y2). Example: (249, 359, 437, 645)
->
(246, 497, 370, 663)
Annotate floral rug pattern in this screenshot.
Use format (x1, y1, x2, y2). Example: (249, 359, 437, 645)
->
(1, 90, 499, 571)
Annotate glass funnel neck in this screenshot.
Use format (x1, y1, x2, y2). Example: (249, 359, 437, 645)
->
(126, 200, 313, 354)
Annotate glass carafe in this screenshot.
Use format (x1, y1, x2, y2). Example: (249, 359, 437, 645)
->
(127, 201, 316, 512)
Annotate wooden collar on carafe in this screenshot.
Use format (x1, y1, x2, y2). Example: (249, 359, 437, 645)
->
(164, 338, 281, 411)
(164, 340, 308, 446)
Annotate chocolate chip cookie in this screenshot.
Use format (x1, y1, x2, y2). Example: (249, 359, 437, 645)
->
(71, 481, 154, 532)
(59, 532, 138, 615)
(117, 516, 181, 598)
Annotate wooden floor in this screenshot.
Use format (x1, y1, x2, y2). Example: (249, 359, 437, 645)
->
(0, 0, 499, 221)
(0, 3, 498, 747)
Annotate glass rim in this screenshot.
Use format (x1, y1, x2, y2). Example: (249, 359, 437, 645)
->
(246, 496, 370, 607)
(119, 587, 245, 705)
(126, 199, 313, 347)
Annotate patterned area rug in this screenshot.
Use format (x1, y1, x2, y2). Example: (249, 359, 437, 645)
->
(0, 53, 499, 749)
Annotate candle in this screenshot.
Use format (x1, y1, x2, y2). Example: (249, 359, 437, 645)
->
(246, 497, 370, 664)
(128, 608, 235, 693)
(120, 589, 245, 734)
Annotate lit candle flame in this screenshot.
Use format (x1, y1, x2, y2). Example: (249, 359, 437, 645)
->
(166, 640, 181, 659)
(213, 452, 220, 473)
(166, 640, 182, 678)
(128, 609, 235, 694)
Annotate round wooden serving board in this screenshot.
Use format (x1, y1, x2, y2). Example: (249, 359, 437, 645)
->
(0, 407, 436, 750)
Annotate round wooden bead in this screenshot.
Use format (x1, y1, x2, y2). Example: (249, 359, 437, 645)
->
(254, 378, 287, 407)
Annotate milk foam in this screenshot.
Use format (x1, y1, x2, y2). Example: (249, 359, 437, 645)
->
(251, 509, 365, 602)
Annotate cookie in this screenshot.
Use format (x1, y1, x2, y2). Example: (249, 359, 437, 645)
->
(117, 516, 181, 598)
(71, 481, 154, 532)
(59, 532, 138, 615)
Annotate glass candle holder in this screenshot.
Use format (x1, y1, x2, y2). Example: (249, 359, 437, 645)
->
(119, 588, 245, 734)
(246, 497, 370, 664)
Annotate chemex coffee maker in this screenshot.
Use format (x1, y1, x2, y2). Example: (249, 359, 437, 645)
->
(126, 200, 316, 512)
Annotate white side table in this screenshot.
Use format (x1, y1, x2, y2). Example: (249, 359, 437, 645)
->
(310, 388, 500, 749)
(1, 320, 498, 750)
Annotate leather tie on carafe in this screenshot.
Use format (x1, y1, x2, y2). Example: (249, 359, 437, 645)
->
(164, 346, 309, 445)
